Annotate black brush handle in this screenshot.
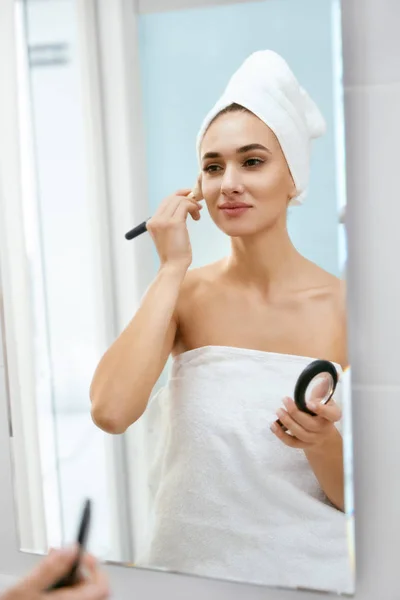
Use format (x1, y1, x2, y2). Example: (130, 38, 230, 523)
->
(47, 499, 92, 591)
(125, 220, 148, 240)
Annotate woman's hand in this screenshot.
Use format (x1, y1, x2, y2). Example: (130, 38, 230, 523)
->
(1, 547, 109, 600)
(270, 376, 345, 509)
(147, 189, 203, 272)
(270, 394, 342, 451)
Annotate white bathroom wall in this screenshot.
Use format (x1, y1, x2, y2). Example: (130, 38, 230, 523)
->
(341, 1, 400, 594)
(1, 1, 400, 599)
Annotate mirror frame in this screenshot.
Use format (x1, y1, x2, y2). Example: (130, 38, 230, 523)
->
(1, 0, 398, 598)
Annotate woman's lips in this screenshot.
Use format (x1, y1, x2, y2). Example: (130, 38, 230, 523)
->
(219, 205, 252, 217)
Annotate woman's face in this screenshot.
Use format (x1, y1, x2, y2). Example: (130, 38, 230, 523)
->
(200, 110, 296, 237)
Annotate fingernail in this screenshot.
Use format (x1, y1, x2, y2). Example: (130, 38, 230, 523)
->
(270, 423, 278, 432)
(276, 408, 285, 419)
(282, 397, 293, 408)
(307, 401, 317, 410)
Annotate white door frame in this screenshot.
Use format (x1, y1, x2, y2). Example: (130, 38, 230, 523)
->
(82, 0, 157, 559)
(0, 0, 48, 554)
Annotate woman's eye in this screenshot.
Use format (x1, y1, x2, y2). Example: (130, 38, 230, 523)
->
(244, 158, 264, 167)
(203, 159, 264, 173)
(203, 164, 221, 173)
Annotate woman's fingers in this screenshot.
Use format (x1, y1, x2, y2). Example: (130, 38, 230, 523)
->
(271, 349, 343, 446)
(146, 193, 201, 268)
(270, 422, 310, 449)
(20, 546, 78, 592)
(156, 189, 193, 216)
(306, 397, 342, 423)
(156, 193, 188, 217)
(50, 554, 110, 600)
(271, 392, 342, 449)
(275, 408, 318, 443)
(281, 397, 330, 433)
(188, 176, 203, 201)
(172, 199, 203, 222)
(148, 198, 201, 231)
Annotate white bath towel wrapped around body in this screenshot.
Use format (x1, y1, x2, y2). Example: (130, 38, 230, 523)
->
(137, 346, 353, 593)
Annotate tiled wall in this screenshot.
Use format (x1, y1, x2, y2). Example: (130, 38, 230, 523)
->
(341, 0, 400, 597)
(343, 0, 400, 385)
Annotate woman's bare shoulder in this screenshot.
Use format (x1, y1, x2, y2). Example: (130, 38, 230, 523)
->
(300, 263, 347, 366)
(316, 267, 346, 310)
(304, 262, 347, 328)
(173, 261, 225, 352)
(179, 260, 226, 298)
(305, 261, 345, 296)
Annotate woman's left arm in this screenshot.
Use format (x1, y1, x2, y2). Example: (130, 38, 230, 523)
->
(304, 409, 344, 511)
(270, 279, 348, 510)
(270, 398, 345, 511)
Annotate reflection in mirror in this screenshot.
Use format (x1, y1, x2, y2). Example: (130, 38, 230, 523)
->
(1, 0, 355, 595)
(306, 373, 335, 405)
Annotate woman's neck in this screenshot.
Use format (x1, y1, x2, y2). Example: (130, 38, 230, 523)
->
(227, 224, 308, 294)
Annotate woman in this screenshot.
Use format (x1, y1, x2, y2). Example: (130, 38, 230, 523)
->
(90, 51, 352, 593)
(1, 547, 109, 600)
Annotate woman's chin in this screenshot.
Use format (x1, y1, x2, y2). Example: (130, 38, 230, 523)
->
(212, 212, 282, 238)
(216, 222, 259, 237)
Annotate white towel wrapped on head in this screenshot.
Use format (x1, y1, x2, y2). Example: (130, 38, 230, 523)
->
(196, 50, 326, 206)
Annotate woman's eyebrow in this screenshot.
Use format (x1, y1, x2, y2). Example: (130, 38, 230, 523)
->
(237, 143, 271, 154)
(202, 143, 271, 161)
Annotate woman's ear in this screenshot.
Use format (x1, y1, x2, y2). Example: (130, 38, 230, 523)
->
(287, 176, 297, 203)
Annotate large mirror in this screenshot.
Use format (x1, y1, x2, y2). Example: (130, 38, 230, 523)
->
(1, 0, 355, 595)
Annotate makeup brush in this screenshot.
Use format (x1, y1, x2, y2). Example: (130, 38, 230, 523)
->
(125, 178, 202, 241)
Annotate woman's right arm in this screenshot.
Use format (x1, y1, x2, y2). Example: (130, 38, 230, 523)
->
(90, 190, 202, 434)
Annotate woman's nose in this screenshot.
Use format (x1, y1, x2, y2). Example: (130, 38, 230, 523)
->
(220, 167, 245, 195)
